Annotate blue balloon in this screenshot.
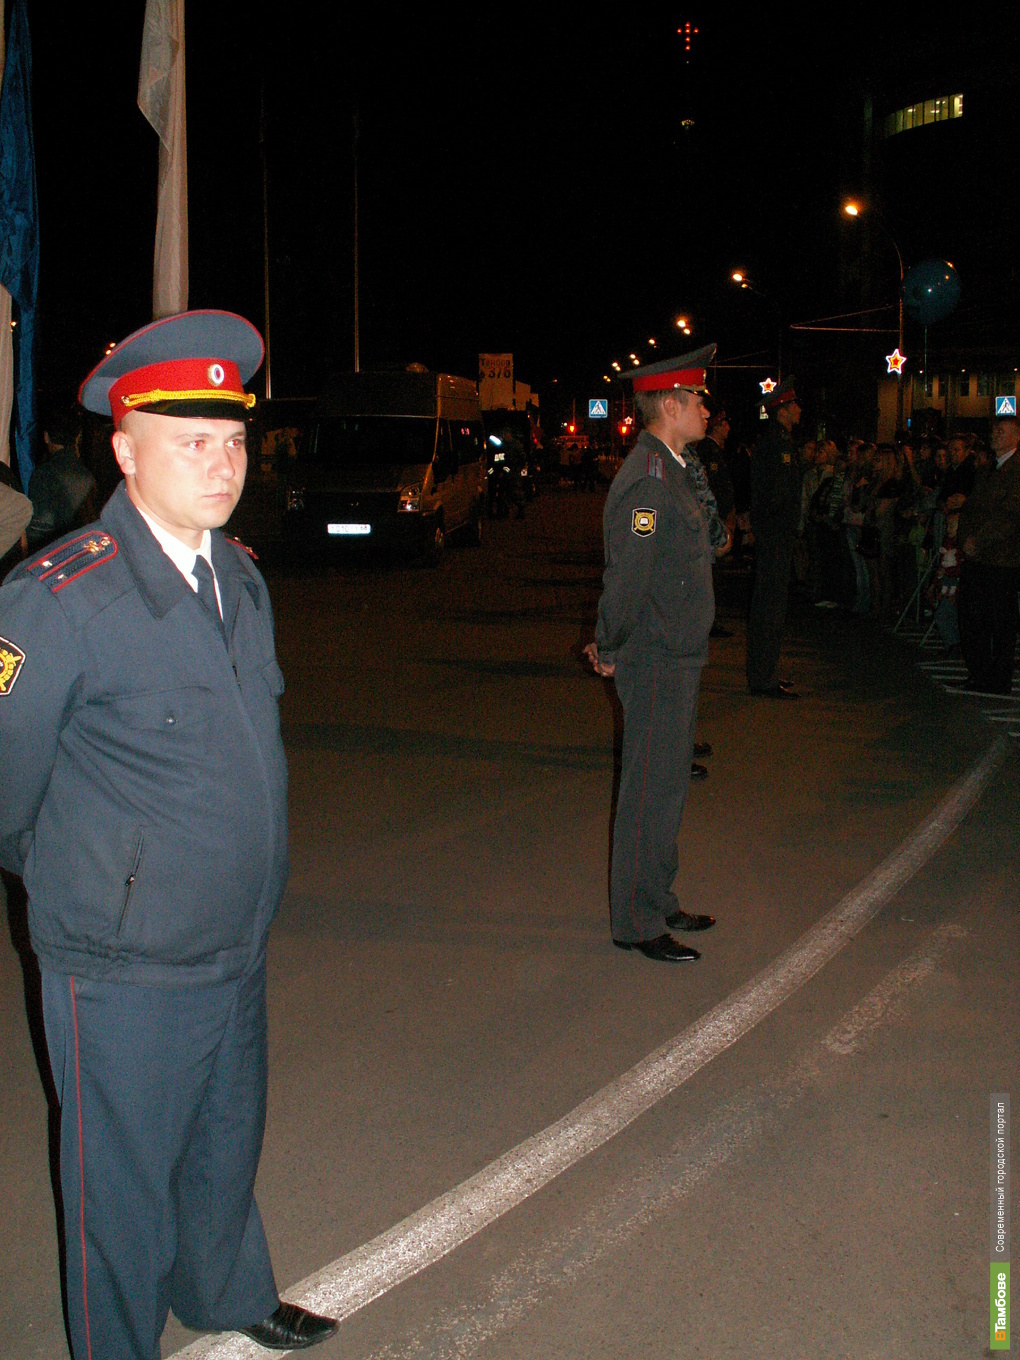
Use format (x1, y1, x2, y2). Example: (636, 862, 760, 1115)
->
(902, 259, 960, 325)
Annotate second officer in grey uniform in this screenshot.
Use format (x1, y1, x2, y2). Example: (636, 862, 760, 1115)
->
(585, 348, 717, 962)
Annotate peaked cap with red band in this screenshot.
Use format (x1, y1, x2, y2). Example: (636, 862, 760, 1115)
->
(624, 344, 717, 394)
(762, 376, 798, 410)
(79, 310, 265, 428)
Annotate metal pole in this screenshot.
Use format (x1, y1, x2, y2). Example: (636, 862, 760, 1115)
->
(260, 83, 272, 399)
(353, 109, 360, 373)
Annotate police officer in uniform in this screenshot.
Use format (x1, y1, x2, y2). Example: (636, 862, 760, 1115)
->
(747, 377, 802, 698)
(584, 348, 717, 961)
(0, 312, 338, 1357)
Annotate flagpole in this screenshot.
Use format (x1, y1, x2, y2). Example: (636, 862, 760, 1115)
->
(260, 81, 272, 399)
(353, 107, 360, 373)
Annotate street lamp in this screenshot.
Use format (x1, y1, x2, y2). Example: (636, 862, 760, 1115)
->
(730, 271, 783, 379)
(842, 197, 906, 429)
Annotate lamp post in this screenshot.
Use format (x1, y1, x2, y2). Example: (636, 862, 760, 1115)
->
(843, 199, 905, 430)
(731, 272, 783, 380)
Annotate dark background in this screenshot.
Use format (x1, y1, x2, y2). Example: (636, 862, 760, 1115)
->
(27, 2, 1020, 437)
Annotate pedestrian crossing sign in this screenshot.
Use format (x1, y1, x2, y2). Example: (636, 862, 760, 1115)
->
(588, 399, 608, 418)
(995, 396, 1017, 416)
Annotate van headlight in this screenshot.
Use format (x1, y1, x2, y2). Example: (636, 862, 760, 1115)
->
(398, 484, 422, 513)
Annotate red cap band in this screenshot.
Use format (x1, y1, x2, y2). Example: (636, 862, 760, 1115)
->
(108, 358, 253, 428)
(632, 366, 706, 392)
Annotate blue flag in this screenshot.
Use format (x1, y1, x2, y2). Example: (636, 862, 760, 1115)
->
(0, 0, 39, 489)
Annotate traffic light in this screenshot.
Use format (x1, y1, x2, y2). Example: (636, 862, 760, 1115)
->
(568, 423, 576, 434)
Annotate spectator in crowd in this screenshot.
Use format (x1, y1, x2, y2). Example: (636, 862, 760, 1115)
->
(952, 417, 1020, 695)
(26, 411, 98, 549)
(939, 433, 976, 512)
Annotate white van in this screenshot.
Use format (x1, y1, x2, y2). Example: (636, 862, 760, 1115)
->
(284, 367, 486, 562)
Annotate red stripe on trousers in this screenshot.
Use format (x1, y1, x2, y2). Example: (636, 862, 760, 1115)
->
(70, 977, 93, 1360)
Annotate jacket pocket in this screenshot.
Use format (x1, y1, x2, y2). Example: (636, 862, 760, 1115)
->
(117, 832, 144, 936)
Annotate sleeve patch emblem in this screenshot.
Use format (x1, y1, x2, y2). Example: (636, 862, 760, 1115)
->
(0, 636, 26, 696)
(632, 508, 657, 536)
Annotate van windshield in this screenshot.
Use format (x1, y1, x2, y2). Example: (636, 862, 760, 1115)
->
(311, 416, 436, 466)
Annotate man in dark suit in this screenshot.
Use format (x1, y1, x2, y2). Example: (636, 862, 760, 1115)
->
(953, 417, 1020, 696)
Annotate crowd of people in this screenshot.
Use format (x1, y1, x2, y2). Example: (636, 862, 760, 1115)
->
(722, 425, 1014, 650)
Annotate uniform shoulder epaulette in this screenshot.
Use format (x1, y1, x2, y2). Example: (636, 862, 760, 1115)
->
(645, 449, 665, 481)
(225, 534, 258, 563)
(26, 532, 118, 593)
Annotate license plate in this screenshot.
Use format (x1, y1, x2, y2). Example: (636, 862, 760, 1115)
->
(327, 523, 372, 536)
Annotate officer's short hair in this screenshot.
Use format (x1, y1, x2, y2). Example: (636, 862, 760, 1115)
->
(634, 387, 697, 426)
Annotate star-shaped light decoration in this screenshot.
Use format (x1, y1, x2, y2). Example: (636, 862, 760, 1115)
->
(759, 377, 777, 394)
(886, 348, 907, 375)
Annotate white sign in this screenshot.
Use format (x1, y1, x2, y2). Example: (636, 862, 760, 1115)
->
(995, 396, 1017, 417)
(589, 399, 608, 418)
(327, 523, 372, 536)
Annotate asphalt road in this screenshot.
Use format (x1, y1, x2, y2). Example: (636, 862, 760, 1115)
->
(1, 488, 1016, 1360)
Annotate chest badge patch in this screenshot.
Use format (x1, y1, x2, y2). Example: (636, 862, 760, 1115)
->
(782, 452, 791, 464)
(632, 508, 656, 536)
(0, 635, 25, 696)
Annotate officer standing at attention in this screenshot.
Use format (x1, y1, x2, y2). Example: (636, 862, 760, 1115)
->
(0, 312, 338, 1357)
(747, 377, 802, 698)
(584, 347, 718, 962)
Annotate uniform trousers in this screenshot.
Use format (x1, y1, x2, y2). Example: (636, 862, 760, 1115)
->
(41, 961, 279, 1360)
(610, 655, 702, 941)
(746, 530, 795, 690)
(957, 560, 1020, 694)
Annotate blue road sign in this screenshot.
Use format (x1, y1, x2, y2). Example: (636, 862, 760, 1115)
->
(588, 399, 608, 418)
(995, 396, 1017, 417)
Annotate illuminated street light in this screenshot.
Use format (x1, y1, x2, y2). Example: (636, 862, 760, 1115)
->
(631, 357, 641, 366)
(731, 271, 784, 378)
(611, 361, 621, 372)
(675, 316, 688, 328)
(648, 337, 657, 347)
(842, 196, 906, 427)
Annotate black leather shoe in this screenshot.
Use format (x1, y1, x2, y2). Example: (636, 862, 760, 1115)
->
(613, 933, 700, 962)
(665, 909, 716, 932)
(693, 741, 713, 758)
(690, 761, 708, 780)
(750, 685, 799, 700)
(241, 1303, 339, 1351)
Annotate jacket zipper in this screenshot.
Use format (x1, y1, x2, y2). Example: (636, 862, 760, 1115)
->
(118, 833, 144, 934)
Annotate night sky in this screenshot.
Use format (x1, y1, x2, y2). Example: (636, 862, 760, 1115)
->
(28, 3, 1020, 428)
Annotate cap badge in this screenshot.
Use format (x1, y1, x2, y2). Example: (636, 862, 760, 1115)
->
(208, 363, 225, 387)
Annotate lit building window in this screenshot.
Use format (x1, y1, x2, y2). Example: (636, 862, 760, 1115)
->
(883, 94, 963, 138)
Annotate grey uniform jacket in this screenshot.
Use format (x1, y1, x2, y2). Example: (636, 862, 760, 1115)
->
(0, 484, 289, 986)
(595, 431, 714, 668)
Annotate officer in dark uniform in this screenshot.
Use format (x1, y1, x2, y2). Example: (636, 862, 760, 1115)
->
(584, 348, 718, 962)
(697, 408, 735, 536)
(0, 312, 337, 1357)
(747, 376, 802, 697)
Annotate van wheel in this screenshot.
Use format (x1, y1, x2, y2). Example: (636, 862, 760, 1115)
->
(425, 517, 445, 566)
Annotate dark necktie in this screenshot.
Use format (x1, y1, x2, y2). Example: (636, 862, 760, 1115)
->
(192, 555, 223, 636)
